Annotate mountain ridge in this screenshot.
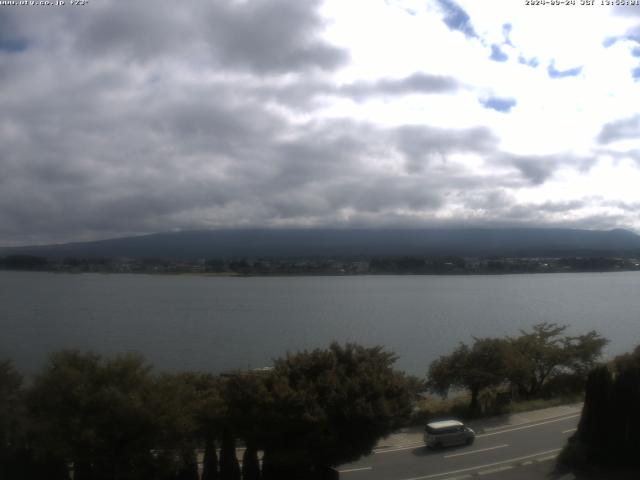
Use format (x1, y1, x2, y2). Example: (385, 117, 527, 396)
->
(2, 227, 640, 260)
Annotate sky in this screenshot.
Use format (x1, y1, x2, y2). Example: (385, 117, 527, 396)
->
(1, 0, 640, 246)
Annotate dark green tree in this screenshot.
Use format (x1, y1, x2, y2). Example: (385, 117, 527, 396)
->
(201, 436, 219, 480)
(508, 323, 607, 397)
(27, 351, 165, 480)
(428, 338, 512, 411)
(176, 449, 199, 480)
(219, 428, 241, 480)
(0, 359, 31, 480)
(241, 442, 260, 480)
(257, 343, 413, 478)
(577, 365, 613, 462)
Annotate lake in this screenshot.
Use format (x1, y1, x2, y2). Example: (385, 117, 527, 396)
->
(2, 271, 640, 376)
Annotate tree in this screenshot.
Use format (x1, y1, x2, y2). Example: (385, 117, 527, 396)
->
(256, 343, 413, 478)
(27, 351, 165, 480)
(508, 323, 607, 397)
(219, 428, 241, 480)
(577, 365, 613, 462)
(241, 442, 260, 480)
(567, 346, 640, 469)
(428, 338, 512, 411)
(201, 436, 219, 480)
(0, 359, 28, 479)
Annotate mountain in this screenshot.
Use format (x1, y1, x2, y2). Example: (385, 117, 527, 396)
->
(2, 228, 640, 260)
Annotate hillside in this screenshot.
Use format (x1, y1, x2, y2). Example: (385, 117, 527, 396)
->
(2, 228, 640, 260)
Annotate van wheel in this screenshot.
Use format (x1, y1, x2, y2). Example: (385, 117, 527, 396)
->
(435, 442, 442, 449)
(466, 438, 474, 446)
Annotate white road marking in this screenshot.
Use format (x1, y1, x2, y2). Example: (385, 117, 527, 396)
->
(373, 413, 580, 454)
(478, 465, 514, 475)
(374, 442, 425, 454)
(338, 466, 373, 474)
(399, 448, 562, 480)
(444, 444, 509, 458)
(536, 454, 559, 462)
(476, 414, 579, 438)
(562, 428, 577, 434)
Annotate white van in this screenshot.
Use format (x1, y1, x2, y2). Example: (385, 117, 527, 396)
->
(424, 420, 475, 448)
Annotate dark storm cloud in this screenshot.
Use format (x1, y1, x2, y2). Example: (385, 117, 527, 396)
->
(547, 61, 583, 79)
(434, 0, 478, 39)
(598, 115, 640, 143)
(479, 97, 517, 113)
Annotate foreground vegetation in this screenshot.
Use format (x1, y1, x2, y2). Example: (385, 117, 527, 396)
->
(561, 345, 640, 474)
(426, 323, 607, 414)
(0, 344, 417, 480)
(0, 324, 612, 479)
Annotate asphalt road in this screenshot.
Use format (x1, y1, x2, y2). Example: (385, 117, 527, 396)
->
(337, 412, 579, 480)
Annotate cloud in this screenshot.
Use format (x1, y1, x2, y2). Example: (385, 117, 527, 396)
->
(490, 44, 508, 62)
(395, 125, 498, 172)
(480, 97, 517, 113)
(499, 153, 594, 186)
(598, 115, 640, 143)
(547, 61, 583, 79)
(20, 0, 348, 74)
(633, 65, 640, 80)
(338, 72, 460, 100)
(434, 0, 478, 39)
(0, 11, 28, 53)
(3, 0, 640, 245)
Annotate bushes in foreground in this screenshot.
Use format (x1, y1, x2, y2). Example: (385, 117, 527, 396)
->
(561, 346, 640, 471)
(0, 343, 415, 480)
(427, 323, 607, 413)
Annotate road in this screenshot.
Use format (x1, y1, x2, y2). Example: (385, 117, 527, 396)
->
(337, 412, 579, 480)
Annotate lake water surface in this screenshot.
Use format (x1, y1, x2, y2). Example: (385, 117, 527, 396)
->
(2, 271, 640, 375)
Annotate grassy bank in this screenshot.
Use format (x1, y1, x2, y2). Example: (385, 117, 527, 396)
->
(408, 392, 584, 426)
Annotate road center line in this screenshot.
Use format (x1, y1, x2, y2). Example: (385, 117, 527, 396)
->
(399, 448, 562, 480)
(337, 466, 373, 474)
(476, 414, 579, 438)
(444, 444, 509, 458)
(562, 428, 577, 434)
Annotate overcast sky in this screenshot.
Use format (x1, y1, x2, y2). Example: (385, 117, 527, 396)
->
(1, 0, 640, 246)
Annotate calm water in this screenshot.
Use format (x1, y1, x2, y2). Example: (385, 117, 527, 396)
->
(2, 271, 640, 376)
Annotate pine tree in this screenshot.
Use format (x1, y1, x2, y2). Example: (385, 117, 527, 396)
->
(241, 442, 260, 480)
(219, 429, 240, 480)
(201, 436, 219, 480)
